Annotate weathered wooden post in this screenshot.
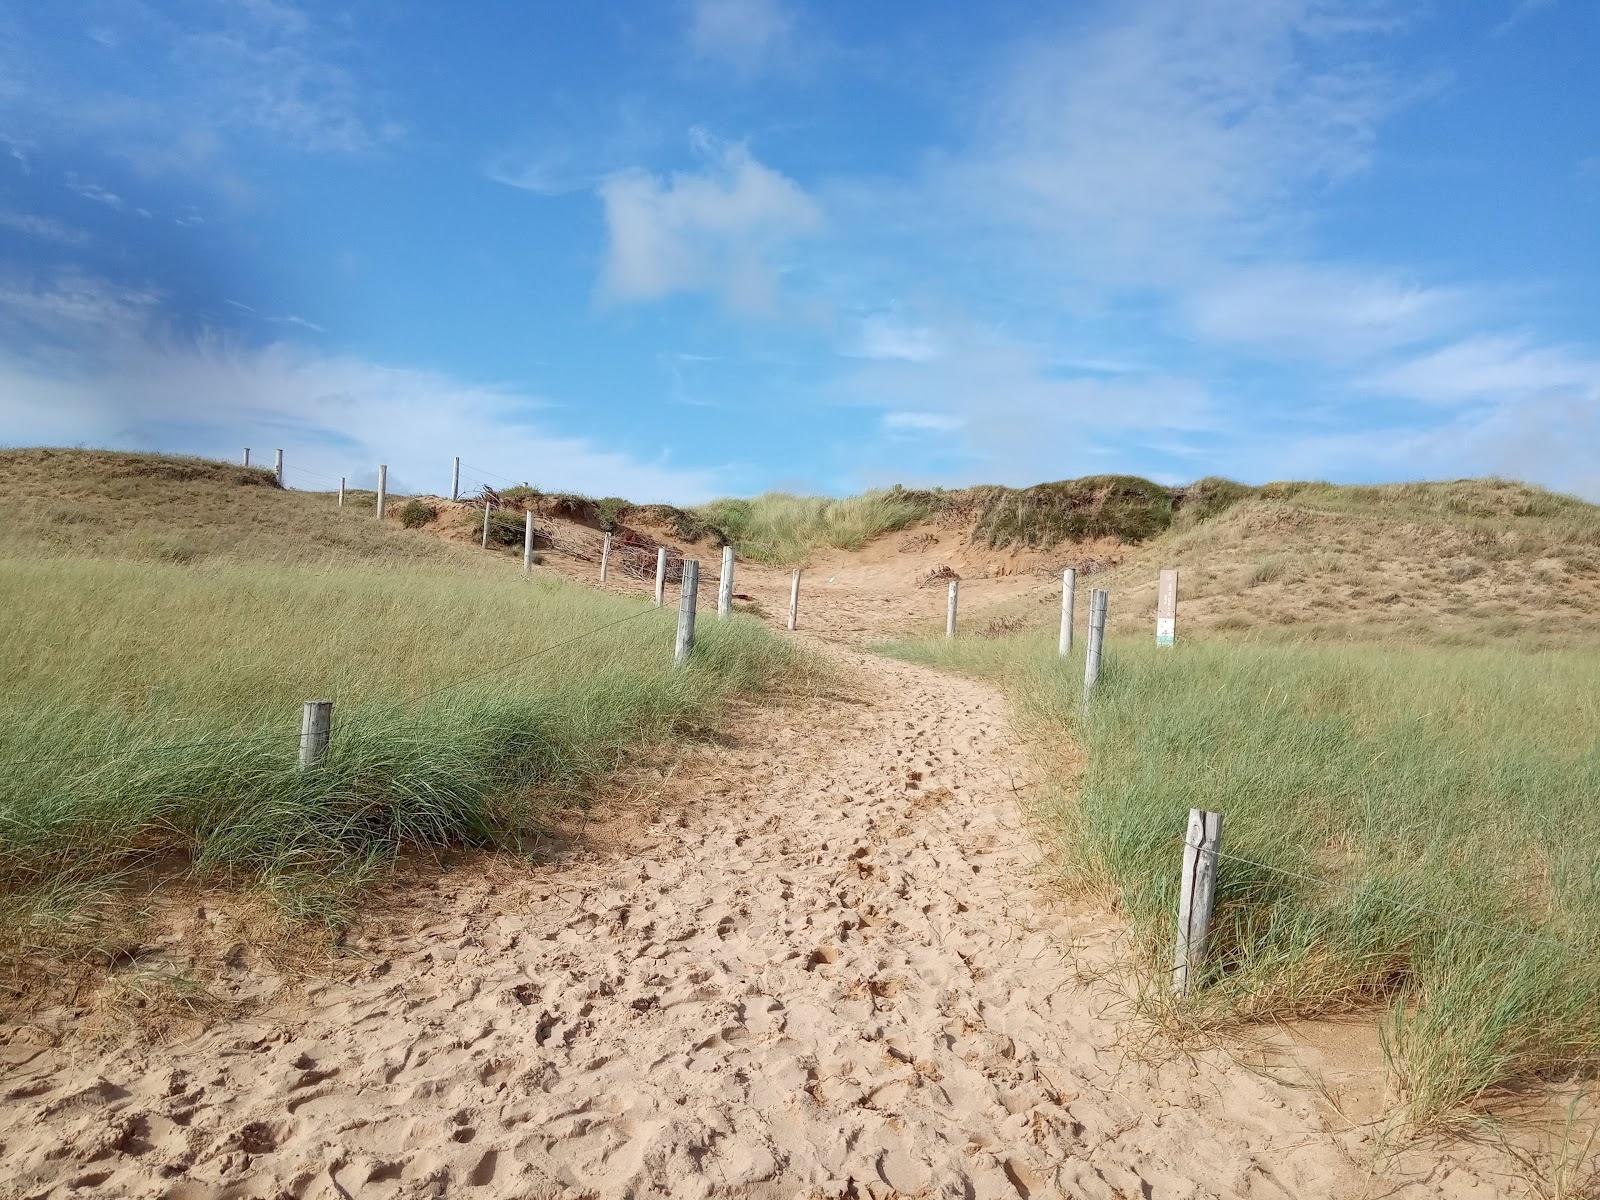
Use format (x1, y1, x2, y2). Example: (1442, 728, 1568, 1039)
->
(375, 464, 387, 520)
(600, 532, 613, 583)
(718, 545, 735, 619)
(674, 559, 700, 667)
(1083, 588, 1108, 702)
(298, 700, 333, 770)
(787, 569, 801, 631)
(338, 477, 345, 509)
(274, 449, 284, 486)
(242, 447, 250, 467)
(946, 579, 959, 638)
(451, 456, 460, 502)
(481, 500, 491, 548)
(1058, 567, 1076, 657)
(522, 509, 534, 570)
(1172, 809, 1223, 995)
(1157, 568, 1179, 646)
(654, 547, 668, 606)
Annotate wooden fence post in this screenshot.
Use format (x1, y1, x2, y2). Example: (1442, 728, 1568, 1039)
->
(1172, 809, 1223, 995)
(376, 464, 387, 520)
(242, 448, 250, 467)
(1083, 588, 1108, 702)
(1059, 567, 1076, 657)
(718, 545, 734, 619)
(451, 456, 460, 502)
(654, 547, 668, 606)
(338, 477, 345, 509)
(946, 579, 959, 638)
(274, 449, 284, 486)
(787, 569, 800, 631)
(481, 500, 491, 548)
(600, 532, 612, 583)
(522, 509, 534, 570)
(298, 700, 333, 770)
(675, 559, 700, 667)
(1157, 568, 1179, 647)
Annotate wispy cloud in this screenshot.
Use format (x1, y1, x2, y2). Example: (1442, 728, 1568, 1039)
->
(883, 411, 963, 434)
(0, 209, 90, 245)
(0, 269, 723, 502)
(65, 174, 124, 209)
(686, 0, 795, 71)
(940, 0, 1403, 284)
(849, 315, 943, 363)
(1185, 264, 1478, 361)
(599, 128, 821, 312)
(1361, 334, 1600, 405)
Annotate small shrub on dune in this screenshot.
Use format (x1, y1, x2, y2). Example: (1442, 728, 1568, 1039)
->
(399, 499, 437, 529)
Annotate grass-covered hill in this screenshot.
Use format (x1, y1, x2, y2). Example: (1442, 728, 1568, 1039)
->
(0, 450, 801, 961)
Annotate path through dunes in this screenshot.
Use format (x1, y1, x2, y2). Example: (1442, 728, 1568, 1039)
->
(3, 611, 1510, 1196)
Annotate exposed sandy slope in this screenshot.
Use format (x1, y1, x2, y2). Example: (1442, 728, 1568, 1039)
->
(1, 551, 1517, 1198)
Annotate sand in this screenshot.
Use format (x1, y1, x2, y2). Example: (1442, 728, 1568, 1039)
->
(1, 569, 1519, 1197)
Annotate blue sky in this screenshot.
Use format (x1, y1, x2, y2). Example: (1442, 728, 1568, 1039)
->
(1, 0, 1597, 501)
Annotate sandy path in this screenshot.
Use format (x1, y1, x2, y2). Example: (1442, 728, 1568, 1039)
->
(2, 602, 1511, 1196)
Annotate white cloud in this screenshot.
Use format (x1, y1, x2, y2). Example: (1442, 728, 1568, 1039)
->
(839, 328, 1219, 484)
(944, 0, 1400, 283)
(1361, 334, 1600, 405)
(883, 411, 964, 434)
(1186, 264, 1477, 360)
(0, 271, 723, 503)
(599, 130, 821, 312)
(851, 315, 943, 363)
(687, 0, 794, 69)
(66, 174, 124, 209)
(0, 209, 89, 245)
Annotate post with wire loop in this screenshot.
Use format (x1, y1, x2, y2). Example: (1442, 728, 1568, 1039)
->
(1058, 568, 1076, 657)
(600, 532, 613, 583)
(946, 579, 959, 638)
(451, 455, 460, 502)
(1172, 809, 1223, 995)
(242, 447, 251, 467)
(481, 499, 491, 549)
(787, 569, 801, 632)
(654, 547, 668, 606)
(718, 545, 734, 619)
(674, 559, 700, 668)
(298, 700, 333, 771)
(1082, 588, 1108, 706)
(523, 509, 535, 570)
(376, 464, 387, 520)
(274, 448, 284, 486)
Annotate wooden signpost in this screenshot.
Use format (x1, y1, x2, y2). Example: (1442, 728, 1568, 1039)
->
(1156, 568, 1178, 646)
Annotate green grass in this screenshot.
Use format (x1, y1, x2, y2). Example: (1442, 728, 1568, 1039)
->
(881, 629, 1600, 1126)
(1, 557, 801, 926)
(0, 450, 808, 942)
(697, 487, 941, 564)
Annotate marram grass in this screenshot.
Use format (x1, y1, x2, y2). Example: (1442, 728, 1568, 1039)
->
(0, 555, 805, 927)
(881, 630, 1600, 1125)
(696, 489, 938, 565)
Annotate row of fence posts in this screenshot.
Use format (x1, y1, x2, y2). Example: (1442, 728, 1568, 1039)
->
(249, 447, 380, 515)
(268, 448, 1216, 992)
